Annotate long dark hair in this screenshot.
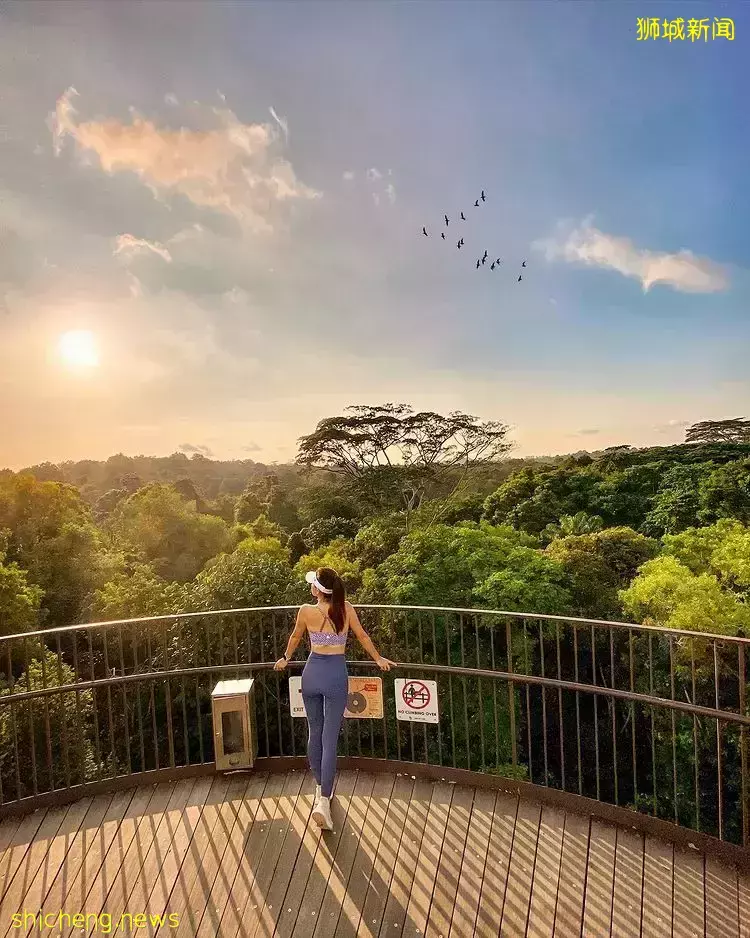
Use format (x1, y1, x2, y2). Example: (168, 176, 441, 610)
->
(316, 567, 347, 633)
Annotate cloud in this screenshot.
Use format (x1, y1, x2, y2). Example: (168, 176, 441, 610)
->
(114, 233, 172, 263)
(576, 428, 601, 436)
(366, 167, 383, 182)
(342, 170, 355, 182)
(164, 93, 179, 106)
(51, 87, 320, 232)
(242, 441, 261, 453)
(385, 183, 396, 205)
(268, 106, 289, 144)
(654, 419, 690, 433)
(179, 442, 214, 456)
(536, 218, 729, 293)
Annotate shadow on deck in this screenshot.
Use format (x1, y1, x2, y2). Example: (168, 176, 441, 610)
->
(0, 769, 748, 937)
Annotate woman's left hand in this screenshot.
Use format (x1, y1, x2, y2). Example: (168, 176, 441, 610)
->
(375, 656, 396, 672)
(273, 658, 288, 671)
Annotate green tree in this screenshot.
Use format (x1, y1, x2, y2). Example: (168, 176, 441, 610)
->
(297, 404, 511, 526)
(190, 553, 296, 611)
(686, 418, 750, 444)
(299, 516, 359, 551)
(474, 550, 572, 614)
(85, 562, 186, 621)
(109, 484, 231, 582)
(542, 511, 604, 543)
(0, 648, 96, 798)
(698, 459, 750, 524)
(295, 483, 361, 526)
(546, 527, 659, 618)
(643, 464, 715, 536)
(362, 522, 537, 607)
(0, 546, 42, 636)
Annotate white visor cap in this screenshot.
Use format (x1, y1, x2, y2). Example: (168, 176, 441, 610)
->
(305, 570, 333, 594)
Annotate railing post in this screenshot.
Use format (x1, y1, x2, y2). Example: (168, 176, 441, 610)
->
(506, 619, 517, 767)
(740, 644, 748, 847)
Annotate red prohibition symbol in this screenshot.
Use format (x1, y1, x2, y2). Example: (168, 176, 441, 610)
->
(402, 680, 431, 710)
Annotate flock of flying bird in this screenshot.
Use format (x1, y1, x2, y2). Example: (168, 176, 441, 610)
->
(421, 190, 527, 281)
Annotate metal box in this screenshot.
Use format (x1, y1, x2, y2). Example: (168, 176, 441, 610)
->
(211, 678, 258, 771)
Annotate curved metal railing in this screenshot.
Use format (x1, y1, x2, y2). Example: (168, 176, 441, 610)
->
(0, 605, 747, 847)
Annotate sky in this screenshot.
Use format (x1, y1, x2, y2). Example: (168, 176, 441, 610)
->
(1, 1, 749, 469)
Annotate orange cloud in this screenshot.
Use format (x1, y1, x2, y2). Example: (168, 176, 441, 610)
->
(52, 88, 320, 231)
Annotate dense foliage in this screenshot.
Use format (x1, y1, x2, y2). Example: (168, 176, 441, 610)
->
(2, 414, 750, 836)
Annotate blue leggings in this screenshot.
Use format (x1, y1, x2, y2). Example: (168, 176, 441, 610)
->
(301, 652, 348, 798)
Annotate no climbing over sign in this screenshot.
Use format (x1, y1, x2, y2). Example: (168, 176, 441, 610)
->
(394, 679, 440, 724)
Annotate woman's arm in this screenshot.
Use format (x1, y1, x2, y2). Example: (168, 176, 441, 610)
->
(274, 608, 307, 670)
(348, 604, 396, 672)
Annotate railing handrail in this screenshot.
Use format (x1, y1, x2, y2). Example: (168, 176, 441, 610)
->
(2, 603, 748, 646)
(2, 661, 749, 727)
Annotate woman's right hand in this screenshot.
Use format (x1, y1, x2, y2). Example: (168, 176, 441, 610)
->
(273, 657, 288, 672)
(375, 656, 396, 672)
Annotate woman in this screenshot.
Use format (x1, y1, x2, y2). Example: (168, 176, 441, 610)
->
(274, 567, 395, 830)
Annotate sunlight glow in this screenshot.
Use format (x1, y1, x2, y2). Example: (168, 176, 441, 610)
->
(57, 330, 100, 371)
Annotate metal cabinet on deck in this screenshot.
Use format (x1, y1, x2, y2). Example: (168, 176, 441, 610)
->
(211, 678, 258, 770)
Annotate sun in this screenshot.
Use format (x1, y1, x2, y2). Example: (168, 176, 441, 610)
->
(57, 330, 100, 370)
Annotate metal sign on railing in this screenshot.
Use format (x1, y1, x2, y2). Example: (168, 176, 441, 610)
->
(288, 676, 384, 719)
(395, 679, 440, 724)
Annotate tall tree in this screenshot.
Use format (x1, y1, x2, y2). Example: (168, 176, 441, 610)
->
(296, 404, 512, 527)
(686, 418, 750, 444)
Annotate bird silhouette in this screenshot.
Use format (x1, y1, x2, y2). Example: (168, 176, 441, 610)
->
(460, 212, 466, 221)
(481, 190, 486, 202)
(490, 262, 496, 271)
(422, 227, 428, 237)
(496, 258, 501, 265)
(457, 239, 463, 249)
(474, 199, 480, 207)
(444, 214, 449, 226)
(476, 260, 481, 269)
(518, 274, 523, 282)
(482, 250, 488, 262)
(522, 260, 527, 267)
(441, 232, 446, 240)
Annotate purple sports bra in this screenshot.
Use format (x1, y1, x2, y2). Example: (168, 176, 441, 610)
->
(309, 609, 348, 647)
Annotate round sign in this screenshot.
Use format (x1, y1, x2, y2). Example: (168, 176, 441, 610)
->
(401, 680, 431, 711)
(347, 691, 367, 714)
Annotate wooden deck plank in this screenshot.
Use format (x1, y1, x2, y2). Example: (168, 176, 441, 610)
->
(334, 772, 397, 938)
(641, 835, 674, 938)
(0, 804, 72, 927)
(311, 772, 377, 938)
(473, 792, 518, 938)
(448, 788, 495, 938)
(738, 870, 750, 938)
(398, 781, 453, 938)
(500, 797, 542, 937)
(610, 827, 645, 938)
(0, 809, 49, 905)
(425, 784, 474, 938)
(142, 776, 215, 925)
(526, 806, 566, 938)
(345, 773, 410, 938)
(1, 796, 95, 937)
(88, 784, 176, 922)
(705, 855, 740, 938)
(0, 816, 22, 854)
(552, 811, 590, 938)
(377, 778, 433, 938)
(219, 772, 289, 938)
(66, 785, 170, 936)
(23, 794, 115, 930)
(102, 778, 196, 921)
(290, 771, 360, 938)
(581, 820, 617, 938)
(276, 776, 360, 938)
(153, 774, 234, 936)
(672, 844, 705, 938)
(239, 771, 310, 938)
(192, 771, 271, 938)
(58, 789, 137, 912)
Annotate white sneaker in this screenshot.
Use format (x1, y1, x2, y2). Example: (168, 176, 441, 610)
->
(312, 796, 333, 830)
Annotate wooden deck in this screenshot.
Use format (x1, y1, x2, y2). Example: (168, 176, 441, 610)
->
(0, 770, 748, 937)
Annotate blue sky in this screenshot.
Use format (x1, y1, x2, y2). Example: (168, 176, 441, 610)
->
(1, 1, 748, 467)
